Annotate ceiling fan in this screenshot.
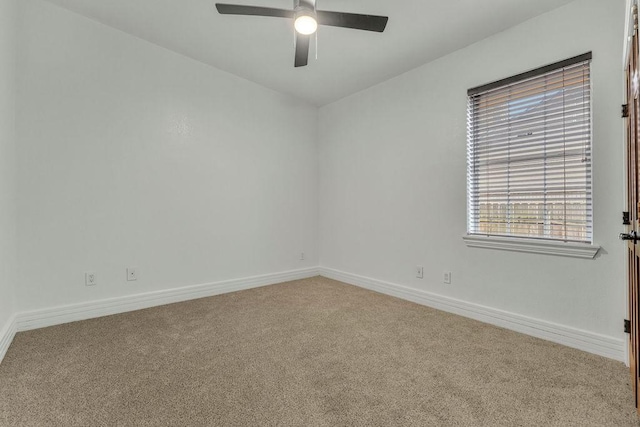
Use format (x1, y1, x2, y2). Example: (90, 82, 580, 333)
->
(215, 0, 389, 67)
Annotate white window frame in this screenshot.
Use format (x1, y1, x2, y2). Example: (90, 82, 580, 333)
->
(463, 53, 600, 259)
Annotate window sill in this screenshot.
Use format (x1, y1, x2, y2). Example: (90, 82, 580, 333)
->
(462, 235, 601, 259)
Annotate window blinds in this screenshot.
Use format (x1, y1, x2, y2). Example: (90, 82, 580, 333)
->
(467, 53, 592, 243)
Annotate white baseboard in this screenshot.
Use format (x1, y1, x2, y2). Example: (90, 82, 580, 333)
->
(0, 314, 17, 364)
(3, 266, 625, 365)
(319, 267, 626, 362)
(15, 267, 320, 333)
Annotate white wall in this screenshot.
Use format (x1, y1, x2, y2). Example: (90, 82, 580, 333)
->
(319, 0, 625, 341)
(16, 0, 318, 312)
(0, 0, 17, 332)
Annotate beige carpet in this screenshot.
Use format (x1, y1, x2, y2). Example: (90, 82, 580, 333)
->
(0, 276, 637, 426)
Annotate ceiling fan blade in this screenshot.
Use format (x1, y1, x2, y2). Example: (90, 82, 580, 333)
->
(294, 33, 310, 67)
(215, 3, 294, 18)
(316, 11, 388, 32)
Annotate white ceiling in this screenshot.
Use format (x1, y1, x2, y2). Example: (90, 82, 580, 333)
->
(42, 0, 575, 106)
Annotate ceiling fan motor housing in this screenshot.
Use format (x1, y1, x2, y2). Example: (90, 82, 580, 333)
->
(294, 0, 315, 19)
(294, 0, 316, 11)
(294, 9, 316, 24)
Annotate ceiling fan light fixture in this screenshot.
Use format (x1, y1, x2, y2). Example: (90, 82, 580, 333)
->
(294, 10, 317, 35)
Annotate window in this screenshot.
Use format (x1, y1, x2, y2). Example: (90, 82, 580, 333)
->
(466, 53, 593, 244)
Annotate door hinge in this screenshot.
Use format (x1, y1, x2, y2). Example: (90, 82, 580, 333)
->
(623, 104, 630, 118)
(624, 211, 631, 225)
(625, 319, 631, 334)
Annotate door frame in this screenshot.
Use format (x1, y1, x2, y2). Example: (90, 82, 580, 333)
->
(624, 1, 640, 416)
(627, 0, 640, 73)
(625, 0, 639, 372)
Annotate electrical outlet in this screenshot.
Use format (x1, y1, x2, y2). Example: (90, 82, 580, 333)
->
(416, 266, 424, 279)
(300, 252, 305, 261)
(85, 272, 97, 286)
(127, 267, 138, 282)
(444, 272, 452, 284)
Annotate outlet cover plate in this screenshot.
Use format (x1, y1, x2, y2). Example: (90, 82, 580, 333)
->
(85, 272, 97, 286)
